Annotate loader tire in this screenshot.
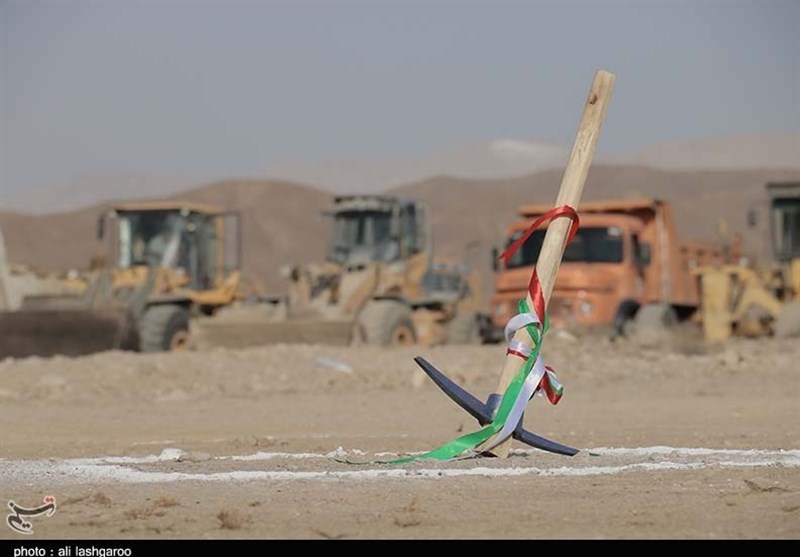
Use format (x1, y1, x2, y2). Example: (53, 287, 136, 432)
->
(138, 304, 190, 352)
(357, 300, 416, 346)
(774, 301, 800, 338)
(446, 312, 481, 344)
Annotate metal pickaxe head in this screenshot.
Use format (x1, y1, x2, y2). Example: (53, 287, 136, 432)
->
(413, 356, 578, 457)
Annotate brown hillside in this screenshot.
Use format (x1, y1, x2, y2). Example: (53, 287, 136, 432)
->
(1, 206, 102, 275)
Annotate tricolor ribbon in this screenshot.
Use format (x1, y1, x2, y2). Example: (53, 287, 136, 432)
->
(345, 205, 578, 464)
(479, 205, 577, 452)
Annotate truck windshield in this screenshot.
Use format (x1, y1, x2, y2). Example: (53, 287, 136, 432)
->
(329, 210, 396, 263)
(504, 226, 624, 268)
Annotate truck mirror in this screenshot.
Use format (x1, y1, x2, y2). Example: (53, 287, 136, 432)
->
(491, 247, 499, 272)
(638, 243, 652, 267)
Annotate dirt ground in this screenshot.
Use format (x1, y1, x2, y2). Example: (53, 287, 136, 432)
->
(0, 333, 798, 540)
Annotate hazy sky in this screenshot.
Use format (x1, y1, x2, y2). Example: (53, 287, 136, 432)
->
(1, 0, 798, 198)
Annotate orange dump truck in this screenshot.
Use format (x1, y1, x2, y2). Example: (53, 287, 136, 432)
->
(489, 199, 721, 338)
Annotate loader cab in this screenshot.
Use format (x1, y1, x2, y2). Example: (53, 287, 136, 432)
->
(328, 196, 427, 265)
(99, 202, 241, 291)
(421, 262, 471, 302)
(767, 182, 800, 263)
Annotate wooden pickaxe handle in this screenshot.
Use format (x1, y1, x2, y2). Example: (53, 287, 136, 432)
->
(486, 69, 616, 457)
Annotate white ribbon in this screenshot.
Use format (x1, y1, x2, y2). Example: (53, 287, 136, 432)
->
(481, 312, 549, 453)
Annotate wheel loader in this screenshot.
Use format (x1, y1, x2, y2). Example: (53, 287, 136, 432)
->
(191, 195, 485, 348)
(0, 201, 242, 358)
(695, 181, 800, 341)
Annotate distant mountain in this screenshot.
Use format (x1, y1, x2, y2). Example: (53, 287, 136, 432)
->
(262, 139, 570, 193)
(3, 133, 797, 214)
(2, 174, 196, 216)
(616, 133, 800, 171)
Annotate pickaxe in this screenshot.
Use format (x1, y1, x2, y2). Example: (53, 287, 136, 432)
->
(415, 70, 615, 458)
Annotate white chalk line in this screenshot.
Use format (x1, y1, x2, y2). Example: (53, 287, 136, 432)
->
(1, 446, 798, 486)
(584, 446, 800, 457)
(56, 445, 800, 465)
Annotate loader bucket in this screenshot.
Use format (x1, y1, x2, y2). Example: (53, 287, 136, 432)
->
(0, 308, 138, 359)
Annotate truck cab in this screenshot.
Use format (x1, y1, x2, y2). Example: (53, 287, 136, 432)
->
(490, 199, 719, 336)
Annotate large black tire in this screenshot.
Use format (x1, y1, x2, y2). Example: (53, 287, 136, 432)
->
(357, 300, 416, 346)
(612, 299, 641, 338)
(138, 304, 190, 352)
(775, 301, 800, 338)
(446, 312, 481, 344)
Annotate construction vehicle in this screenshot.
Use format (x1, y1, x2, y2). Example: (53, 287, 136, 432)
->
(695, 182, 800, 341)
(488, 199, 721, 341)
(0, 201, 242, 358)
(191, 195, 484, 348)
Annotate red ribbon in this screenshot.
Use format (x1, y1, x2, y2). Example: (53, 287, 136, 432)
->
(497, 205, 580, 322)
(506, 348, 529, 360)
(539, 366, 563, 405)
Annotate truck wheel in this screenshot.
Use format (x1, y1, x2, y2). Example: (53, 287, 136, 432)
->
(358, 300, 416, 346)
(612, 299, 641, 338)
(446, 312, 481, 344)
(774, 301, 800, 338)
(628, 303, 677, 347)
(138, 304, 190, 352)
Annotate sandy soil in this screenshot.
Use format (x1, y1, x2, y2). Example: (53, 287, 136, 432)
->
(0, 334, 798, 539)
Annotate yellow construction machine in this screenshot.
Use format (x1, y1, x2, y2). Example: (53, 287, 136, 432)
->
(0, 201, 242, 357)
(697, 182, 800, 342)
(192, 195, 486, 348)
